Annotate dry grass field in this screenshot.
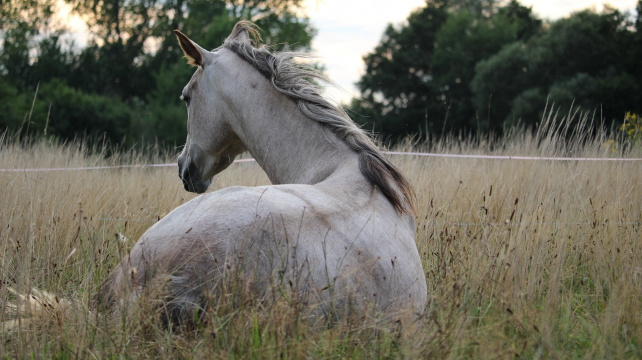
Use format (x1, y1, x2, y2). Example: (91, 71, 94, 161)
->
(1, 116, 641, 359)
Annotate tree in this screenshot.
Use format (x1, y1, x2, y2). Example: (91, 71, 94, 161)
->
(136, 0, 315, 145)
(471, 7, 640, 130)
(629, 0, 642, 108)
(0, 0, 59, 88)
(351, 0, 449, 139)
(0, 0, 56, 35)
(447, 0, 499, 17)
(496, 0, 541, 41)
(33, 79, 133, 141)
(351, 0, 541, 139)
(431, 6, 532, 132)
(0, 0, 316, 146)
(0, 77, 25, 132)
(470, 42, 536, 129)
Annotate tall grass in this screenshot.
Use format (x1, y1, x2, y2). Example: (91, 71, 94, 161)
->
(1, 112, 640, 358)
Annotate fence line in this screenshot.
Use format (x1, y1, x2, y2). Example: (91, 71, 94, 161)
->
(94, 217, 639, 227)
(383, 151, 642, 161)
(0, 158, 255, 172)
(1, 151, 641, 173)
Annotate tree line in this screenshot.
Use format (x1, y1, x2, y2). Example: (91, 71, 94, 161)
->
(1, 0, 641, 146)
(351, 0, 642, 140)
(0, 0, 314, 146)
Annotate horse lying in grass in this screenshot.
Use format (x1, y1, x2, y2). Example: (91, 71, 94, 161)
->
(7, 21, 428, 327)
(100, 21, 427, 322)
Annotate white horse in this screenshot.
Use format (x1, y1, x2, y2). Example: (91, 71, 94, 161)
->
(100, 21, 427, 322)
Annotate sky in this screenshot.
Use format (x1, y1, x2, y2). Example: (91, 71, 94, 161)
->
(303, 0, 639, 104)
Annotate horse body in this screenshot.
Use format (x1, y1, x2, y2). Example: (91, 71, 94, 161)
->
(102, 22, 427, 320)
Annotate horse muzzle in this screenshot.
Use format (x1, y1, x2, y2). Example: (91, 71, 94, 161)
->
(178, 158, 212, 194)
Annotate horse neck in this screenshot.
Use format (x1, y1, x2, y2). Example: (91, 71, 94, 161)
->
(224, 77, 358, 185)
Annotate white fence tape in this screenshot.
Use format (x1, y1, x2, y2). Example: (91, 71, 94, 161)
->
(93, 217, 639, 227)
(1, 152, 640, 172)
(0, 158, 255, 172)
(384, 151, 642, 161)
(0, 163, 175, 172)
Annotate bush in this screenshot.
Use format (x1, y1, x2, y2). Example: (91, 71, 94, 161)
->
(2, 79, 134, 143)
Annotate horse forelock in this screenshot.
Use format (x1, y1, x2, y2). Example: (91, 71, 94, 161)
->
(226, 20, 263, 46)
(222, 21, 416, 215)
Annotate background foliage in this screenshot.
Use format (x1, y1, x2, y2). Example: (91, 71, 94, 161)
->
(0, 0, 314, 146)
(351, 0, 642, 140)
(1, 0, 641, 144)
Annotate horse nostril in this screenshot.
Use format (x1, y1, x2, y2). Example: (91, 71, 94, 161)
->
(178, 162, 202, 192)
(179, 167, 191, 186)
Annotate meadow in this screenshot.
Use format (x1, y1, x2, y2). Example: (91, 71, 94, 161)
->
(1, 114, 640, 359)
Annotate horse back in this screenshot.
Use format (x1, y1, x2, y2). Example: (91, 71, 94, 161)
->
(100, 184, 426, 317)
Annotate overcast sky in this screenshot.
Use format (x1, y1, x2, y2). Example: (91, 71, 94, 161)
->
(303, 0, 639, 103)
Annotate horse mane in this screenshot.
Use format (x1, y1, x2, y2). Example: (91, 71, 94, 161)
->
(223, 21, 416, 215)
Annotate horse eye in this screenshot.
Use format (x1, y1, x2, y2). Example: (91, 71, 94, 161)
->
(180, 94, 190, 105)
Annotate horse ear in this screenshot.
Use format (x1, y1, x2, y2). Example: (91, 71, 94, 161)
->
(174, 30, 205, 67)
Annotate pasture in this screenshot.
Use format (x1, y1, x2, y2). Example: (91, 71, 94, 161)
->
(1, 117, 640, 359)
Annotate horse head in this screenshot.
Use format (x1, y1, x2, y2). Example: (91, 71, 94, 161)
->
(173, 27, 250, 193)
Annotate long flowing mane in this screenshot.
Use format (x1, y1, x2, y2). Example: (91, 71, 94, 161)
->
(223, 21, 416, 214)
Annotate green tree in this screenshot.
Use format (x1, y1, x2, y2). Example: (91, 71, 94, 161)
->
(0, 27, 32, 90)
(351, 0, 449, 138)
(1, 0, 59, 88)
(448, 0, 499, 17)
(0, 0, 316, 146)
(0, 0, 56, 34)
(352, 0, 541, 139)
(1, 79, 133, 140)
(137, 0, 315, 145)
(472, 7, 640, 130)
(431, 6, 532, 132)
(0, 77, 26, 132)
(35, 79, 133, 140)
(496, 0, 541, 41)
(629, 0, 642, 108)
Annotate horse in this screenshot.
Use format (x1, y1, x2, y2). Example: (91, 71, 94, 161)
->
(99, 21, 427, 322)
